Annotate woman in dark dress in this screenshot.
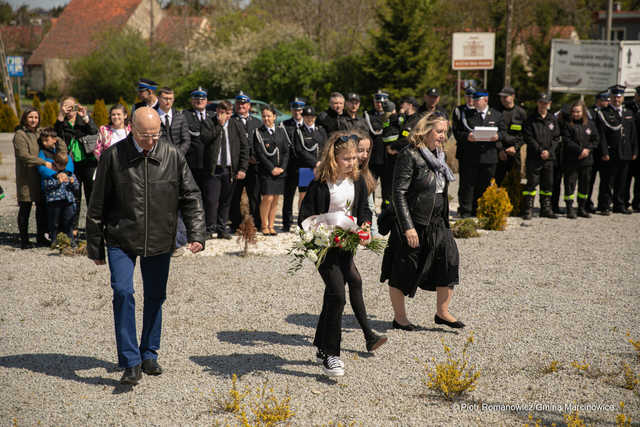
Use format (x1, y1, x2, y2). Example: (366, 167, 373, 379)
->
(299, 131, 387, 377)
(559, 100, 599, 218)
(380, 113, 464, 331)
(254, 104, 289, 235)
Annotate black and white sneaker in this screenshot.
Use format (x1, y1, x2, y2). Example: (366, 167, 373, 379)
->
(316, 350, 344, 368)
(322, 355, 345, 377)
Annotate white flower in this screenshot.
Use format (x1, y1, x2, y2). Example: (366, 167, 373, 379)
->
(292, 225, 300, 234)
(302, 231, 314, 243)
(314, 235, 330, 247)
(306, 251, 318, 262)
(295, 240, 306, 249)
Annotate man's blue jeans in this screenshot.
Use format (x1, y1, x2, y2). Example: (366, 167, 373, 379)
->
(107, 247, 171, 368)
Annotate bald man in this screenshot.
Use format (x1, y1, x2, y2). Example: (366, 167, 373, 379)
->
(87, 107, 206, 385)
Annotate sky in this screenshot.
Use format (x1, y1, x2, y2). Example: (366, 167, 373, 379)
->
(7, 0, 69, 10)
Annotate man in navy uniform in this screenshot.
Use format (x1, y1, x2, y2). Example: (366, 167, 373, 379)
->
(281, 97, 306, 232)
(623, 86, 640, 211)
(451, 86, 476, 213)
(132, 78, 159, 115)
(585, 90, 610, 213)
(595, 84, 638, 214)
(364, 90, 388, 183)
(454, 90, 505, 217)
(230, 91, 263, 230)
(183, 87, 214, 194)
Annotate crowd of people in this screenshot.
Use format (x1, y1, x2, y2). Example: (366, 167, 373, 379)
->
(8, 77, 640, 381)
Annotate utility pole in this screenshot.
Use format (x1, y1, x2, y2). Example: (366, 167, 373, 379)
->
(606, 0, 613, 41)
(149, 0, 155, 47)
(504, 0, 513, 87)
(0, 35, 17, 116)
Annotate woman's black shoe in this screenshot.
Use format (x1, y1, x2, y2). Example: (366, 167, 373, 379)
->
(366, 334, 388, 352)
(392, 320, 417, 331)
(434, 314, 465, 329)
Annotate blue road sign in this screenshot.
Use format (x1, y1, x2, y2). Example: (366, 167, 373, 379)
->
(7, 56, 24, 77)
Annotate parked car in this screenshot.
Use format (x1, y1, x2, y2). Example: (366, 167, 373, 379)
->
(0, 91, 8, 103)
(206, 99, 291, 125)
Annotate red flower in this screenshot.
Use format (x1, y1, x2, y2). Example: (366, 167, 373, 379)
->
(333, 236, 341, 243)
(357, 231, 370, 241)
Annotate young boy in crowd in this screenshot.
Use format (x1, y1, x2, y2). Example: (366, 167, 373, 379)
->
(41, 151, 79, 246)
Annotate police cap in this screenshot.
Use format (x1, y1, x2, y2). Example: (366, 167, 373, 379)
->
(373, 90, 389, 101)
(290, 97, 306, 109)
(596, 90, 610, 101)
(464, 86, 477, 96)
(472, 91, 489, 99)
(302, 106, 316, 116)
(138, 78, 158, 92)
(609, 84, 626, 95)
(235, 91, 251, 103)
(190, 86, 207, 99)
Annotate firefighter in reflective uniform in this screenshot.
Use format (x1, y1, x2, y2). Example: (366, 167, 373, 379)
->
(595, 84, 638, 214)
(623, 86, 640, 212)
(585, 90, 610, 213)
(451, 86, 475, 209)
(380, 97, 421, 210)
(495, 86, 527, 186)
(521, 93, 561, 220)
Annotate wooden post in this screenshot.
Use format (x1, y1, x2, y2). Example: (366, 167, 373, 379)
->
(457, 70, 461, 106)
(606, 0, 613, 41)
(0, 34, 17, 116)
(504, 0, 513, 87)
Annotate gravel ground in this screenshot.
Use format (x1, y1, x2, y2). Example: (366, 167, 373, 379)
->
(1, 134, 639, 426)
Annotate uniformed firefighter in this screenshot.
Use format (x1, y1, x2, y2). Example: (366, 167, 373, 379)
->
(495, 86, 527, 186)
(280, 97, 306, 232)
(338, 93, 369, 134)
(521, 93, 561, 220)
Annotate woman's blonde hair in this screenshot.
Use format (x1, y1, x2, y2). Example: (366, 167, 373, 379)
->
(408, 113, 448, 148)
(315, 131, 360, 184)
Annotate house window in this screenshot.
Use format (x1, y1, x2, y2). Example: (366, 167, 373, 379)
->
(611, 27, 625, 40)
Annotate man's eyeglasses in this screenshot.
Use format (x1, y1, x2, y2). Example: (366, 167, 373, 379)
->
(134, 129, 162, 140)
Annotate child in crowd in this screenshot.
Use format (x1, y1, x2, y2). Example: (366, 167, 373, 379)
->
(41, 151, 79, 246)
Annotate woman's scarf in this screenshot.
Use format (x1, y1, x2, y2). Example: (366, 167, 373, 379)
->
(419, 146, 455, 182)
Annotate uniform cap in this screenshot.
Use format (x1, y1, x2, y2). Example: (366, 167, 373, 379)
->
(609, 84, 626, 95)
(383, 101, 395, 113)
(537, 93, 552, 103)
(400, 96, 419, 108)
(464, 86, 477, 96)
(190, 86, 207, 98)
(302, 106, 316, 116)
(472, 91, 489, 99)
(138, 78, 158, 91)
(373, 90, 389, 101)
(290, 97, 306, 109)
(346, 92, 361, 102)
(426, 88, 439, 97)
(235, 91, 251, 103)
(498, 86, 515, 96)
(596, 90, 610, 100)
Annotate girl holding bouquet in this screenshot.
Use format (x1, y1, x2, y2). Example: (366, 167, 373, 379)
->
(299, 132, 387, 377)
(380, 113, 464, 331)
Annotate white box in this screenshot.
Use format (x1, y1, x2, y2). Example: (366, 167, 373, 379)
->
(472, 126, 498, 141)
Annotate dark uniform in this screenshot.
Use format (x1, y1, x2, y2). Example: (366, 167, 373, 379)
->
(280, 98, 306, 231)
(183, 107, 215, 195)
(595, 91, 638, 214)
(418, 87, 448, 118)
(454, 93, 506, 217)
(495, 103, 527, 186)
(623, 87, 640, 211)
(560, 115, 599, 218)
(317, 108, 343, 136)
(229, 108, 263, 230)
(522, 102, 561, 219)
(585, 92, 609, 213)
(451, 87, 476, 210)
(131, 78, 159, 116)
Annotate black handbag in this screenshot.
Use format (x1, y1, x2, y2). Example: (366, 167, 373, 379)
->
(80, 134, 99, 155)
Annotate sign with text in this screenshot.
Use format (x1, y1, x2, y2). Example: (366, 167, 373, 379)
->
(619, 41, 640, 95)
(549, 40, 618, 94)
(6, 56, 24, 77)
(452, 33, 495, 70)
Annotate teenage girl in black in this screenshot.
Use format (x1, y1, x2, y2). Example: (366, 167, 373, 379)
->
(254, 104, 289, 235)
(299, 131, 387, 377)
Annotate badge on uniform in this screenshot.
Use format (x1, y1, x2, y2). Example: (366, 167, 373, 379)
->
(548, 123, 554, 130)
(585, 128, 591, 135)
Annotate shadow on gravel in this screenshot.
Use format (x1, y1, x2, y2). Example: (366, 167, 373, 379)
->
(217, 330, 311, 347)
(0, 231, 20, 248)
(286, 313, 390, 332)
(0, 353, 130, 391)
(191, 353, 328, 381)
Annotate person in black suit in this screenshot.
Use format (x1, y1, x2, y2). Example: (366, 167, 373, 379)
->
(280, 97, 306, 231)
(183, 86, 215, 204)
(132, 78, 159, 115)
(254, 104, 289, 235)
(293, 106, 327, 208)
(317, 92, 345, 136)
(156, 87, 190, 156)
(203, 100, 249, 239)
(230, 91, 263, 231)
(453, 91, 505, 217)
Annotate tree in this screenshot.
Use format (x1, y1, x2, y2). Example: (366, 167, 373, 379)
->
(0, 1, 12, 24)
(246, 39, 327, 107)
(68, 29, 183, 104)
(13, 93, 21, 119)
(32, 95, 41, 116)
(41, 100, 57, 128)
(92, 99, 108, 127)
(0, 103, 18, 132)
(117, 96, 130, 119)
(361, 0, 449, 99)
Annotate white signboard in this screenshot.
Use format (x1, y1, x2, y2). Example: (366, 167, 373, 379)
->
(452, 33, 495, 70)
(619, 41, 640, 95)
(549, 40, 618, 94)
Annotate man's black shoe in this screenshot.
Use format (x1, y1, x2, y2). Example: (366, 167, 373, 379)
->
(120, 364, 142, 384)
(434, 314, 465, 329)
(141, 359, 163, 375)
(613, 207, 632, 215)
(217, 232, 233, 240)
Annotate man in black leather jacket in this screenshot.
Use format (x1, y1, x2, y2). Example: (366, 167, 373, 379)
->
(86, 107, 206, 385)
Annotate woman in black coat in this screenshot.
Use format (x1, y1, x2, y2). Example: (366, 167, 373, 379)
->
(380, 113, 463, 331)
(299, 131, 386, 377)
(560, 100, 599, 218)
(254, 104, 289, 235)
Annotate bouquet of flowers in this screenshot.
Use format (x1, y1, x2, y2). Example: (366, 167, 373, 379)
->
(287, 212, 386, 274)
